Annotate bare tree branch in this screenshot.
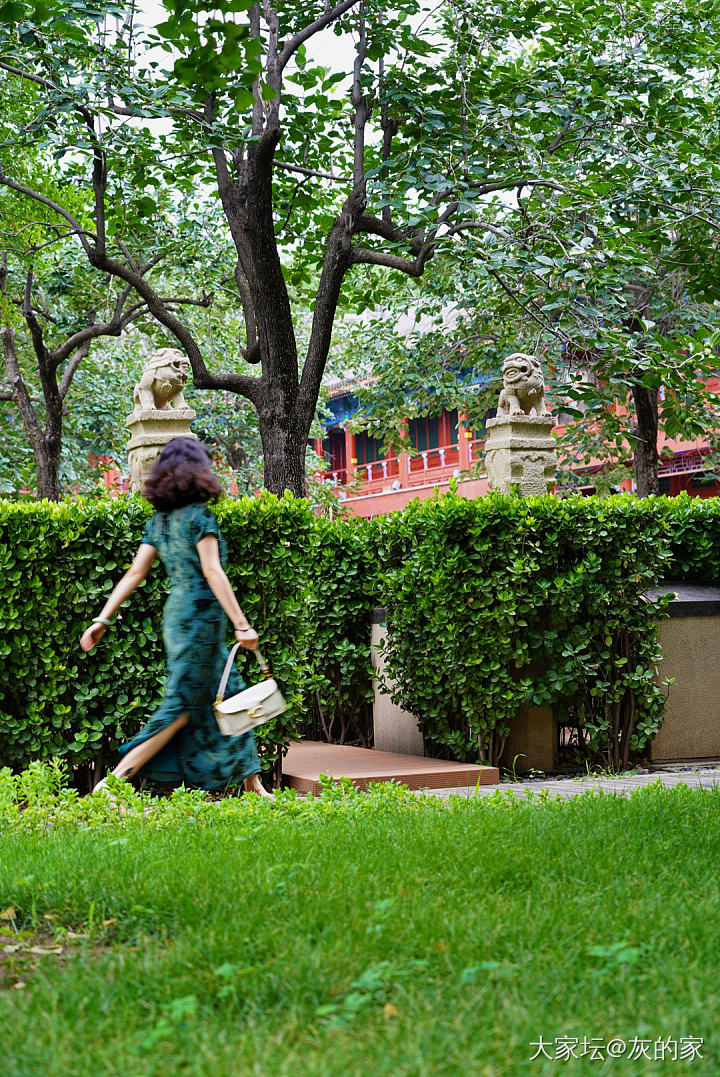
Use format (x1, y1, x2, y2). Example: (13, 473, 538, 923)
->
(351, 5, 367, 191)
(275, 175, 311, 235)
(0, 389, 42, 402)
(0, 59, 56, 92)
(49, 292, 212, 368)
(278, 0, 361, 71)
(0, 255, 43, 448)
(543, 107, 580, 159)
(116, 238, 140, 273)
(22, 270, 51, 369)
(89, 249, 262, 401)
(58, 342, 91, 399)
(468, 177, 566, 196)
(378, 35, 399, 228)
(233, 262, 259, 360)
(353, 214, 402, 241)
(444, 220, 515, 242)
(0, 169, 94, 255)
(0, 228, 97, 257)
(249, 4, 267, 139)
(349, 246, 428, 275)
(485, 264, 568, 342)
(109, 102, 205, 123)
(274, 160, 351, 183)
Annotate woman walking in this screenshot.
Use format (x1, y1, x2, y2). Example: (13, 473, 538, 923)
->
(80, 437, 272, 799)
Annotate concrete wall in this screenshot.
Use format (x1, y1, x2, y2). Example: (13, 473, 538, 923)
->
(501, 704, 556, 774)
(651, 611, 720, 762)
(370, 617, 424, 756)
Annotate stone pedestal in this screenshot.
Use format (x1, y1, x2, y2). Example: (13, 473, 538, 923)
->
(484, 414, 557, 496)
(126, 408, 197, 493)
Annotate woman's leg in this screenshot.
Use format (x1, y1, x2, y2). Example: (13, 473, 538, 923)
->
(107, 712, 190, 781)
(244, 772, 275, 800)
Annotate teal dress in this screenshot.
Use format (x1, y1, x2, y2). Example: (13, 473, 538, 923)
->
(118, 502, 261, 789)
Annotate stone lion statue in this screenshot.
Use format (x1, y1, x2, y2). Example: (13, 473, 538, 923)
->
(497, 352, 548, 417)
(132, 349, 190, 414)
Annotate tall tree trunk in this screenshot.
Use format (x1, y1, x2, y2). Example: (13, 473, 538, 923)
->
(216, 128, 310, 496)
(1, 314, 61, 500)
(259, 418, 307, 497)
(631, 384, 659, 496)
(35, 432, 61, 500)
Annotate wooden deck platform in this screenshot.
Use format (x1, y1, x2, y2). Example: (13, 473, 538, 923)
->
(281, 741, 499, 795)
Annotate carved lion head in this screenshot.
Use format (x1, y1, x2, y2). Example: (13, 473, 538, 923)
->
(502, 352, 542, 388)
(143, 348, 189, 386)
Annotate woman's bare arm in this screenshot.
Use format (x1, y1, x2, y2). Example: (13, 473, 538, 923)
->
(80, 544, 157, 652)
(196, 535, 259, 649)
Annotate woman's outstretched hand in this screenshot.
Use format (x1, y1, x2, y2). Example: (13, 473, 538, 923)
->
(80, 623, 106, 652)
(234, 626, 259, 650)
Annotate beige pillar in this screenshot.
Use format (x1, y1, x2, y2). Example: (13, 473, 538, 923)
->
(371, 613, 424, 756)
(126, 411, 197, 493)
(126, 349, 197, 493)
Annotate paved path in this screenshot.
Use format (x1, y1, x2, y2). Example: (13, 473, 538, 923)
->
(422, 767, 720, 800)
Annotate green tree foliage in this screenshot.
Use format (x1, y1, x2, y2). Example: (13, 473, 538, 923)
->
(5, 0, 669, 495)
(0, 214, 154, 499)
(339, 0, 720, 493)
(0, 144, 235, 498)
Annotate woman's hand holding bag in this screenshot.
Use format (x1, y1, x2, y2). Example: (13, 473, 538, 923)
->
(214, 646, 287, 737)
(234, 625, 259, 649)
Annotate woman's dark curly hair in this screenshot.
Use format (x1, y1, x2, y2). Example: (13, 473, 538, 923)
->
(143, 437, 223, 511)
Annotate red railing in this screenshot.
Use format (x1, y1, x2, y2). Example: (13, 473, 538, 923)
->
(323, 441, 487, 495)
(407, 445, 460, 480)
(359, 457, 401, 483)
(658, 450, 707, 477)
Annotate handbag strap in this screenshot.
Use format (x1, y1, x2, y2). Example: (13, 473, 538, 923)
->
(215, 646, 271, 705)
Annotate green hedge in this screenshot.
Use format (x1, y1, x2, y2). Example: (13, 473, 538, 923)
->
(372, 494, 671, 768)
(1, 490, 718, 781)
(0, 494, 323, 784)
(663, 493, 720, 580)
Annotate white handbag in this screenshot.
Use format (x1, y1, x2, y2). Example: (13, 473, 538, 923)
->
(214, 645, 287, 737)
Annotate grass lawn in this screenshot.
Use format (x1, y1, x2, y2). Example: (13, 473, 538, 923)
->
(0, 777, 718, 1076)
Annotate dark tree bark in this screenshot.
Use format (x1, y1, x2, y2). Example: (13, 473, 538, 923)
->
(626, 286, 660, 498)
(631, 383, 659, 497)
(0, 258, 66, 498)
(0, 319, 61, 499)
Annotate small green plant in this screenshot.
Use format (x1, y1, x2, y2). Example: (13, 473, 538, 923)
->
(506, 753, 527, 782)
(315, 960, 426, 1027)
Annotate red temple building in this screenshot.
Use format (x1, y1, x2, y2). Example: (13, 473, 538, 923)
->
(311, 378, 720, 518)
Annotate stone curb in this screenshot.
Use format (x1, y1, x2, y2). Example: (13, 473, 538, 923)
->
(421, 769, 720, 800)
